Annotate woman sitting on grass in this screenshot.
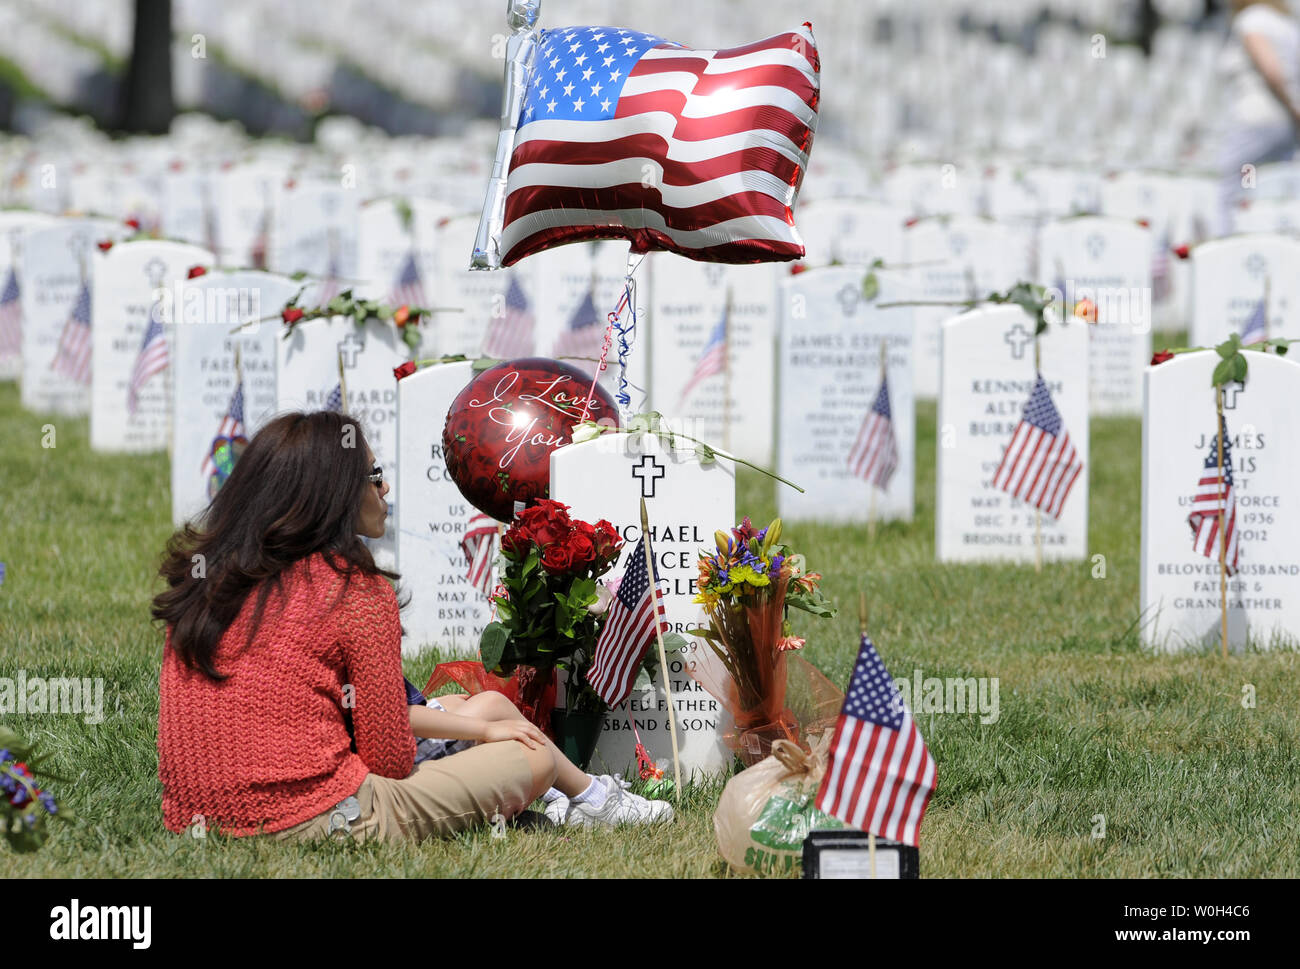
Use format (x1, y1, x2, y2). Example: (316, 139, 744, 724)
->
(152, 411, 670, 841)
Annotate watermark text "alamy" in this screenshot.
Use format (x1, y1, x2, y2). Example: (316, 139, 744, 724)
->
(0, 670, 104, 724)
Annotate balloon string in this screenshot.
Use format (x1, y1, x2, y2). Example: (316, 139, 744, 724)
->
(578, 253, 645, 424)
(613, 276, 636, 416)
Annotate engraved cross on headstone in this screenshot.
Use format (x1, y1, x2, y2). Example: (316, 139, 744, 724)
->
(1086, 233, 1106, 260)
(836, 283, 860, 317)
(1003, 322, 1034, 359)
(145, 257, 169, 323)
(144, 257, 168, 289)
(631, 453, 665, 498)
(68, 231, 91, 281)
(1245, 253, 1267, 279)
(338, 330, 364, 368)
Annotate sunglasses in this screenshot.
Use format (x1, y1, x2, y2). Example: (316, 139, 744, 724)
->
(368, 465, 384, 487)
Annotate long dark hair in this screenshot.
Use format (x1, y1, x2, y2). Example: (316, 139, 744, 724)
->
(152, 411, 397, 679)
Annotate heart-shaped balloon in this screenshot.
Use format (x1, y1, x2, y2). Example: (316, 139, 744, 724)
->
(443, 359, 620, 521)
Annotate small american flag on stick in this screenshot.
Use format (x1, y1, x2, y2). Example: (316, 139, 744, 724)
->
(815, 633, 935, 847)
(552, 289, 606, 360)
(483, 276, 536, 359)
(0, 266, 21, 357)
(587, 537, 667, 707)
(1189, 414, 1239, 576)
(677, 303, 727, 406)
(127, 309, 169, 416)
(49, 282, 92, 385)
(201, 380, 245, 480)
(389, 250, 426, 308)
(847, 374, 898, 490)
(991, 373, 1082, 520)
(461, 512, 498, 596)
(315, 251, 343, 307)
(1239, 295, 1267, 345)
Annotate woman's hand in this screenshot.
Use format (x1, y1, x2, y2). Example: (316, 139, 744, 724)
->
(480, 718, 549, 750)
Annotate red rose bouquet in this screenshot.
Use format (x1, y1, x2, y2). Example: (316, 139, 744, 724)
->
(479, 500, 624, 718)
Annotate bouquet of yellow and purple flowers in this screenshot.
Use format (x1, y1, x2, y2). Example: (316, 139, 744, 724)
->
(688, 517, 835, 764)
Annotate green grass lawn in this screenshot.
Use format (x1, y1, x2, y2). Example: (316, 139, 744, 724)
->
(2, 372, 1298, 878)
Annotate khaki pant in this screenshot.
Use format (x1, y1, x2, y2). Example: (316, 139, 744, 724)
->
(274, 741, 536, 843)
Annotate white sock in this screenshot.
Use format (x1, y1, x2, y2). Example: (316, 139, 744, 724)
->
(541, 787, 565, 803)
(570, 775, 607, 809)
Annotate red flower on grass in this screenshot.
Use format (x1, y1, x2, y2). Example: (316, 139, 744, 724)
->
(125, 217, 141, 231)
(282, 307, 304, 324)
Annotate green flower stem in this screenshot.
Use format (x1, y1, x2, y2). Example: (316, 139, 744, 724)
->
(875, 299, 977, 309)
(602, 426, 805, 493)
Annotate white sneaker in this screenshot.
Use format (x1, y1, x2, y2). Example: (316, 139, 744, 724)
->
(546, 775, 636, 824)
(562, 774, 674, 827)
(543, 795, 569, 825)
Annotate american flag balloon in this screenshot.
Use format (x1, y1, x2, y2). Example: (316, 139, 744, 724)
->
(473, 22, 820, 268)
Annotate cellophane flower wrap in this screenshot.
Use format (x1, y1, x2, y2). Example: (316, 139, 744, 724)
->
(687, 517, 837, 765)
(478, 500, 623, 722)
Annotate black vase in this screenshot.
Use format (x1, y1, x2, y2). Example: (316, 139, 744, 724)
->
(550, 708, 605, 771)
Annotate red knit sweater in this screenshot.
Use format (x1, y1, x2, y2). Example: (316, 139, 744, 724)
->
(157, 553, 416, 835)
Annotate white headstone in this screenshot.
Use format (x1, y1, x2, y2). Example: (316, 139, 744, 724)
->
(1023, 167, 1100, 218)
(0, 211, 57, 379)
(776, 265, 915, 523)
(90, 240, 214, 453)
(796, 199, 907, 270)
(271, 180, 359, 299)
(395, 361, 496, 657)
(161, 165, 217, 250)
(355, 197, 452, 306)
(646, 255, 777, 465)
(1141, 352, 1300, 650)
(880, 163, 983, 217)
(936, 307, 1090, 563)
(1190, 234, 1300, 348)
(213, 161, 284, 268)
(275, 315, 410, 569)
(169, 271, 300, 526)
(1231, 197, 1300, 238)
(903, 215, 1020, 294)
(431, 213, 506, 357)
(550, 432, 736, 778)
(19, 218, 125, 415)
(1038, 217, 1152, 415)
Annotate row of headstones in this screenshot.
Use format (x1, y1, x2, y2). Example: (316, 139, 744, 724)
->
(32, 234, 1287, 664)
(9, 236, 1299, 775)
(9, 204, 1292, 424)
(7, 214, 1289, 533)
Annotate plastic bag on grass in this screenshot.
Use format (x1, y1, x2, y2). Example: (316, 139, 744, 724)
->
(715, 733, 845, 876)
